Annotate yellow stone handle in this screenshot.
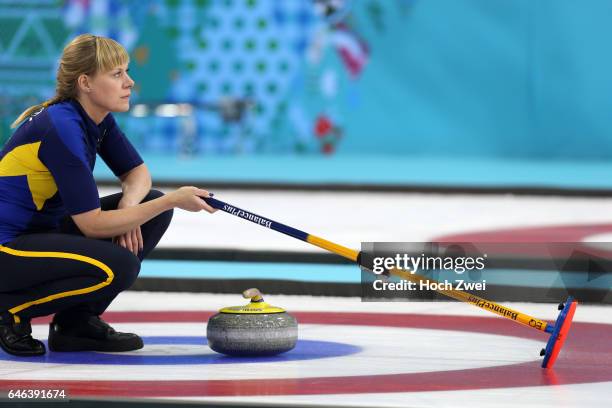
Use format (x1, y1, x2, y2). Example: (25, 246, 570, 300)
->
(242, 288, 264, 303)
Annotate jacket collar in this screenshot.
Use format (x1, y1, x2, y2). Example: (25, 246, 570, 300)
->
(68, 99, 108, 151)
(68, 99, 110, 132)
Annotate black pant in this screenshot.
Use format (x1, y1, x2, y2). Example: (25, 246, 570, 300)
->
(0, 190, 172, 323)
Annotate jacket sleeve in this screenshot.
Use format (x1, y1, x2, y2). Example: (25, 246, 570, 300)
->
(98, 114, 144, 178)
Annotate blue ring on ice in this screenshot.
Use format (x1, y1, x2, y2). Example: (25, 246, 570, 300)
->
(0, 337, 361, 365)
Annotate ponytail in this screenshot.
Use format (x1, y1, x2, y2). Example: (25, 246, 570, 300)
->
(10, 96, 63, 129)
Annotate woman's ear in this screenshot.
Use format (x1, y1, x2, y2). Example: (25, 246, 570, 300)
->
(77, 74, 91, 93)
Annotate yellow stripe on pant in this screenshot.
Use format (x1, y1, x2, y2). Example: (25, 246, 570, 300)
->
(0, 245, 114, 315)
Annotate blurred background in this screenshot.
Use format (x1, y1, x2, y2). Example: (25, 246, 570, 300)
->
(3, 0, 612, 162)
(1, 0, 612, 303)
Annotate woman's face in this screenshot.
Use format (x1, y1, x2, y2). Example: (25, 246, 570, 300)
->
(87, 63, 134, 113)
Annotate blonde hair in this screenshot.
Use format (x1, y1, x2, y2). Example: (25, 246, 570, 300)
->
(11, 34, 129, 128)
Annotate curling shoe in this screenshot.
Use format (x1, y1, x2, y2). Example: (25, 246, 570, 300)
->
(48, 315, 143, 352)
(0, 312, 45, 356)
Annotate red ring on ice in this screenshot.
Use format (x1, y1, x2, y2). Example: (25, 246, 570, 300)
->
(0, 311, 609, 397)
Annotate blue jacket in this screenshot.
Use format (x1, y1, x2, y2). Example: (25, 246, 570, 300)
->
(0, 99, 143, 244)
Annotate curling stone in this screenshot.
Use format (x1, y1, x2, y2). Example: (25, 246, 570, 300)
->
(206, 288, 298, 356)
